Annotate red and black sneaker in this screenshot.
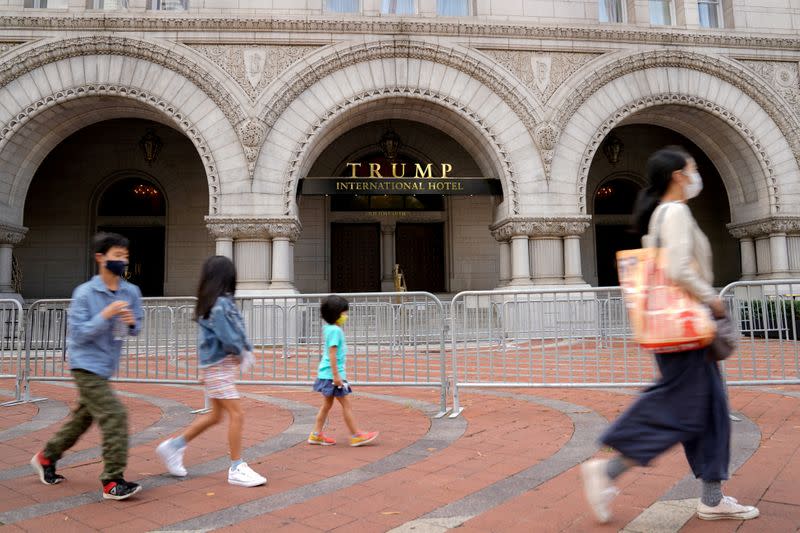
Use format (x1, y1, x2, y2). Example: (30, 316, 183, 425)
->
(102, 479, 142, 501)
(30, 452, 65, 485)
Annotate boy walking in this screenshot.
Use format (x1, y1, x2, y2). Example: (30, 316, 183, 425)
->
(31, 232, 144, 500)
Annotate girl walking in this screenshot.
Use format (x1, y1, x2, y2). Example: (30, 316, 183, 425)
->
(580, 147, 758, 523)
(156, 255, 265, 487)
(308, 295, 379, 447)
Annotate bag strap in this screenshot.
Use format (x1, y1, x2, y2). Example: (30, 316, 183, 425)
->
(651, 202, 672, 249)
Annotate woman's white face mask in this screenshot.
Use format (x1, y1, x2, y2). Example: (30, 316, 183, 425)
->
(684, 170, 703, 200)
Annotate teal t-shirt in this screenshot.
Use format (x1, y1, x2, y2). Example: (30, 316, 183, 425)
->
(318, 324, 347, 380)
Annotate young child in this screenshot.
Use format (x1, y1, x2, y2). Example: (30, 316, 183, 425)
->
(308, 295, 379, 447)
(31, 232, 144, 500)
(156, 255, 265, 487)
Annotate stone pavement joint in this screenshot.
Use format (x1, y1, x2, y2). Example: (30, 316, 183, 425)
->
(159, 391, 467, 531)
(622, 498, 699, 533)
(0, 391, 70, 443)
(0, 389, 315, 525)
(388, 389, 606, 531)
(0, 382, 194, 480)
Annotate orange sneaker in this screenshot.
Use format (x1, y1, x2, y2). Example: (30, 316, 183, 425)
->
(350, 431, 379, 447)
(308, 432, 336, 446)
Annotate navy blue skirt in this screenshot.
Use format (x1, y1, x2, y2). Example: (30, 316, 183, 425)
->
(312, 378, 352, 397)
(600, 349, 731, 481)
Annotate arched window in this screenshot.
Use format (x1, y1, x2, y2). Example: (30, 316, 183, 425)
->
(593, 178, 640, 215)
(97, 178, 166, 217)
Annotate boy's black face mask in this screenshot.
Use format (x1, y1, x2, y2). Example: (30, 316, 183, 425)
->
(105, 260, 128, 277)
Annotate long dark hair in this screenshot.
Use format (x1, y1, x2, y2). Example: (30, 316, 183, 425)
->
(195, 255, 237, 320)
(631, 146, 691, 236)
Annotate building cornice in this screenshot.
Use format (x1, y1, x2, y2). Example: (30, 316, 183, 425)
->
(1, 16, 800, 51)
(727, 217, 800, 239)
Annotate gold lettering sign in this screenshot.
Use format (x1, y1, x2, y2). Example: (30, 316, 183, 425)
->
(346, 162, 453, 179)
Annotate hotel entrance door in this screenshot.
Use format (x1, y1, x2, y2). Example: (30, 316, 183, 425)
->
(395, 223, 445, 293)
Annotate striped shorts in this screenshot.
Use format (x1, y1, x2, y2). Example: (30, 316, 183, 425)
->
(202, 355, 240, 400)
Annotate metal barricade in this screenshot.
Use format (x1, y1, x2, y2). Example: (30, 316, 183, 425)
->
(235, 292, 450, 417)
(0, 299, 24, 405)
(719, 280, 800, 385)
(449, 287, 657, 416)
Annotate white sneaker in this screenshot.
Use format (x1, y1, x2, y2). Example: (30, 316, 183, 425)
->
(697, 495, 760, 521)
(228, 462, 267, 487)
(155, 439, 187, 477)
(581, 459, 619, 524)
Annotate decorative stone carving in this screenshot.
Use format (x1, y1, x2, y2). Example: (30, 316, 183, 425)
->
(576, 94, 776, 214)
(554, 50, 800, 173)
(0, 42, 22, 56)
(480, 50, 597, 102)
(740, 60, 800, 120)
(533, 122, 559, 181)
(491, 216, 591, 240)
(5, 15, 800, 51)
(727, 217, 800, 239)
(237, 119, 267, 177)
(282, 87, 518, 216)
(0, 37, 245, 128)
(260, 39, 542, 141)
(205, 217, 302, 242)
(0, 84, 221, 214)
(189, 44, 320, 101)
(0, 223, 27, 245)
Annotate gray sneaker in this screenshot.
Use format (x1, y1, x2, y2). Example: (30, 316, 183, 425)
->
(581, 459, 619, 524)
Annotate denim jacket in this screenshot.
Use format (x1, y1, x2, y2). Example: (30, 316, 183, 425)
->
(197, 295, 252, 368)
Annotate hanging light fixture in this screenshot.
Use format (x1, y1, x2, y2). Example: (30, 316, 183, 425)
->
(602, 133, 624, 166)
(378, 127, 401, 161)
(139, 128, 163, 165)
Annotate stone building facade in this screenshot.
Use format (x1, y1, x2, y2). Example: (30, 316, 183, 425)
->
(0, 0, 799, 298)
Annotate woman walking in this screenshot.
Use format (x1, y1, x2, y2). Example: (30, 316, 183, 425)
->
(581, 147, 759, 523)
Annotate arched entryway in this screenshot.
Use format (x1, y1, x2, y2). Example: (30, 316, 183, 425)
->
(585, 124, 740, 287)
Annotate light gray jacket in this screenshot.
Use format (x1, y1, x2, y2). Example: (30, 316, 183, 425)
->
(643, 201, 716, 305)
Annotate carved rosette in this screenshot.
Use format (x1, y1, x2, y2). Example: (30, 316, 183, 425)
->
(205, 217, 301, 242)
(727, 217, 800, 239)
(491, 216, 591, 240)
(237, 119, 267, 177)
(533, 122, 559, 182)
(0, 223, 27, 246)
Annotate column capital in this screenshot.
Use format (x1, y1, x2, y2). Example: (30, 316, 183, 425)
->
(0, 223, 27, 246)
(490, 216, 591, 240)
(205, 216, 301, 241)
(727, 216, 800, 239)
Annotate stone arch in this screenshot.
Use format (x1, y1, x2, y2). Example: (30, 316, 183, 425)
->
(0, 42, 249, 223)
(550, 65, 800, 221)
(254, 41, 544, 218)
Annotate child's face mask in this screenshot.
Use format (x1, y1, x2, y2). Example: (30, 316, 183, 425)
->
(336, 314, 348, 327)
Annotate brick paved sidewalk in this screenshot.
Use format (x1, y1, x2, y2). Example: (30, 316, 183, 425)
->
(0, 381, 798, 532)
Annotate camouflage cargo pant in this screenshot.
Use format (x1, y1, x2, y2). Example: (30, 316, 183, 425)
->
(44, 369, 128, 483)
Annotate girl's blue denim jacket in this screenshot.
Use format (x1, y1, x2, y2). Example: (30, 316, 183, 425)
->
(197, 295, 253, 368)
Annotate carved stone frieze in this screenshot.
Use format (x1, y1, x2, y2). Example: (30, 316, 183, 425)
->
(189, 44, 320, 101)
(0, 37, 245, 128)
(728, 217, 800, 239)
(554, 50, 800, 178)
(491, 216, 591, 240)
(576, 93, 776, 214)
(0, 42, 22, 57)
(282, 87, 518, 216)
(260, 39, 542, 141)
(740, 60, 800, 120)
(0, 84, 221, 214)
(0, 223, 27, 245)
(480, 50, 597, 102)
(205, 216, 302, 242)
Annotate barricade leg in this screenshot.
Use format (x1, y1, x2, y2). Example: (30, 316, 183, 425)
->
(190, 391, 211, 414)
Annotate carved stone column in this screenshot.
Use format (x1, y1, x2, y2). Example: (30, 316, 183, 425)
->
(770, 232, 789, 277)
(268, 219, 302, 292)
(206, 222, 234, 260)
(381, 223, 396, 292)
(0, 224, 27, 299)
(491, 220, 531, 286)
(206, 217, 271, 293)
(498, 241, 511, 287)
(530, 236, 564, 284)
(728, 217, 800, 279)
(741, 237, 757, 280)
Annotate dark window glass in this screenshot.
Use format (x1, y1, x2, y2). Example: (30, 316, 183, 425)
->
(98, 178, 166, 216)
(593, 179, 640, 215)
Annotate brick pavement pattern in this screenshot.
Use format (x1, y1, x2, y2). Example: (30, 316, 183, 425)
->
(0, 381, 798, 532)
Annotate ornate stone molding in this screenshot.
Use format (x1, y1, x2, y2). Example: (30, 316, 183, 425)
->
(205, 216, 302, 241)
(490, 216, 591, 240)
(739, 60, 800, 121)
(0, 41, 23, 57)
(281, 87, 518, 215)
(576, 93, 776, 214)
(260, 39, 542, 139)
(0, 223, 27, 245)
(554, 50, 800, 174)
(3, 15, 800, 50)
(0, 36, 245, 128)
(0, 84, 221, 214)
(533, 122, 559, 182)
(727, 217, 800, 239)
(188, 43, 321, 101)
(237, 118, 267, 177)
(479, 50, 598, 103)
